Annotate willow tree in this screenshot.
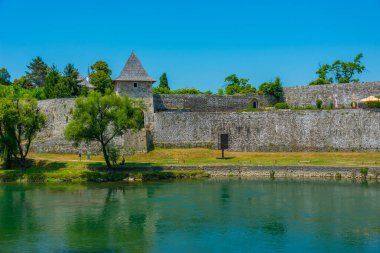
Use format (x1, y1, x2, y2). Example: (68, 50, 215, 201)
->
(64, 91, 144, 168)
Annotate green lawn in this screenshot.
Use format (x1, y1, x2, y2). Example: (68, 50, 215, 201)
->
(1, 148, 379, 183)
(125, 148, 380, 167)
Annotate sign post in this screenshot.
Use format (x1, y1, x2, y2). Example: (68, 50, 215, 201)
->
(218, 134, 229, 159)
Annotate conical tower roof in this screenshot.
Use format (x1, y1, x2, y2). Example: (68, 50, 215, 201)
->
(115, 52, 155, 82)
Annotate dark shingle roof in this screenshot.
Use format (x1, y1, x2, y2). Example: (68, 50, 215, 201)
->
(115, 52, 155, 82)
(77, 73, 95, 89)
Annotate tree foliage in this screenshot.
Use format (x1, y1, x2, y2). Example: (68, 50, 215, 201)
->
(258, 77, 283, 98)
(13, 76, 33, 89)
(64, 91, 144, 168)
(153, 87, 211, 95)
(0, 96, 46, 169)
(63, 63, 81, 96)
(0, 84, 46, 100)
(309, 54, 365, 85)
(26, 56, 49, 87)
(159, 73, 170, 90)
(0, 68, 11, 85)
(224, 74, 256, 95)
(89, 61, 113, 94)
(44, 64, 82, 99)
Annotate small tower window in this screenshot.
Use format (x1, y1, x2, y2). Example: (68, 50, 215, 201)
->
(134, 82, 138, 88)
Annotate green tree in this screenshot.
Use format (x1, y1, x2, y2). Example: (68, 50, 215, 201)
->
(159, 73, 170, 90)
(0, 98, 18, 169)
(13, 76, 33, 89)
(107, 144, 121, 165)
(153, 86, 171, 94)
(13, 98, 46, 168)
(309, 54, 365, 85)
(26, 56, 49, 87)
(172, 88, 211, 94)
(217, 88, 225, 95)
(0, 68, 11, 85)
(309, 64, 333, 85)
(330, 53, 365, 83)
(64, 91, 144, 168)
(44, 66, 62, 98)
(224, 74, 256, 95)
(0, 96, 46, 169)
(258, 77, 283, 98)
(44, 64, 81, 98)
(89, 61, 113, 94)
(63, 63, 81, 96)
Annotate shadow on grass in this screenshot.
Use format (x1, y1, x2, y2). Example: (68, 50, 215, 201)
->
(87, 162, 160, 172)
(0, 160, 75, 183)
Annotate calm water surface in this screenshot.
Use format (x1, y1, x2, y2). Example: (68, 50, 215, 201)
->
(0, 179, 380, 253)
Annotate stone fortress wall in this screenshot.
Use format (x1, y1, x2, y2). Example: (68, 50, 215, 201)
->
(32, 82, 380, 153)
(154, 94, 277, 112)
(154, 110, 380, 151)
(282, 82, 380, 108)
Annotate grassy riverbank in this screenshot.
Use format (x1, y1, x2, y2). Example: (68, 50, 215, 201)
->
(1, 148, 379, 183)
(0, 159, 208, 183)
(29, 148, 380, 167)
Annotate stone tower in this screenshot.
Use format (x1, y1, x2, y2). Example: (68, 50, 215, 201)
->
(114, 52, 156, 153)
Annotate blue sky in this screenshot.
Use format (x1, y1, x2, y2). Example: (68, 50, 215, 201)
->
(1, 0, 379, 91)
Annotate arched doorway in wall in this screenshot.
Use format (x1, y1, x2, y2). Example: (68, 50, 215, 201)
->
(252, 100, 258, 109)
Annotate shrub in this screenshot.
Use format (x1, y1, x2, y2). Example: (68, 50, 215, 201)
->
(107, 145, 121, 166)
(0, 171, 22, 182)
(360, 167, 369, 178)
(83, 171, 128, 182)
(366, 101, 380, 108)
(316, 99, 323, 109)
(274, 102, 289, 110)
(27, 173, 46, 183)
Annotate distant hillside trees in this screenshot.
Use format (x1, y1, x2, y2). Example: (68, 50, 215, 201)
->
(26, 56, 49, 87)
(309, 53, 365, 85)
(89, 61, 113, 94)
(0, 68, 11, 85)
(64, 91, 144, 168)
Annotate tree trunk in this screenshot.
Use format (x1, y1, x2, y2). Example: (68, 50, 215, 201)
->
(21, 155, 26, 171)
(101, 142, 111, 168)
(5, 153, 12, 170)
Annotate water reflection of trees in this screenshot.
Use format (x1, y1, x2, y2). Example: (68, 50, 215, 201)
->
(0, 180, 379, 252)
(0, 186, 39, 252)
(63, 185, 156, 253)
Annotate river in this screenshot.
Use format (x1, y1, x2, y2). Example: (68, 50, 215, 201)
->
(0, 179, 379, 252)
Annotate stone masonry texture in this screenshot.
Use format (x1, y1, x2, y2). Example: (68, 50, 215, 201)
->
(154, 110, 380, 151)
(32, 82, 380, 153)
(282, 82, 380, 108)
